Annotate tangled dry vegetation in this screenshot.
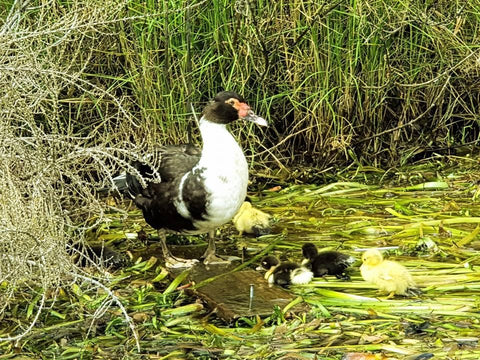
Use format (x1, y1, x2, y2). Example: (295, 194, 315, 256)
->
(0, 0, 160, 342)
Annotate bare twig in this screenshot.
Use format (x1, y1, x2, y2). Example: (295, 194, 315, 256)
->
(0, 293, 46, 344)
(73, 273, 141, 352)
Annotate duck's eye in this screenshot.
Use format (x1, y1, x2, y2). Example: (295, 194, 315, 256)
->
(226, 98, 236, 106)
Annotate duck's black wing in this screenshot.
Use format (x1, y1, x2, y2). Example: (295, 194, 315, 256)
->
(312, 251, 355, 277)
(125, 144, 201, 198)
(124, 144, 204, 232)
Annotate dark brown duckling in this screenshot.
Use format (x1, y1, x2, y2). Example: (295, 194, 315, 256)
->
(259, 255, 313, 287)
(302, 242, 355, 280)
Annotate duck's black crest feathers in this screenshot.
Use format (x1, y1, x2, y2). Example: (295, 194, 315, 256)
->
(214, 91, 245, 103)
(203, 101, 239, 124)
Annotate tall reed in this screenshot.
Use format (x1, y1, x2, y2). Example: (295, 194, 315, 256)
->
(116, 0, 480, 171)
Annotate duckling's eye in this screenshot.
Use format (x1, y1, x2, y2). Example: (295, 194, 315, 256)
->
(226, 98, 236, 106)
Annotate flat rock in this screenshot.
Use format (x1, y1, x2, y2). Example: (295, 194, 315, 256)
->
(141, 243, 309, 322)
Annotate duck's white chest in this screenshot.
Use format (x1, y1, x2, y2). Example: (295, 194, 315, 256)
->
(191, 121, 249, 229)
(199, 148, 248, 226)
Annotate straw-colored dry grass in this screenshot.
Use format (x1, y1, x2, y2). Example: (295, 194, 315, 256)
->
(0, 0, 158, 348)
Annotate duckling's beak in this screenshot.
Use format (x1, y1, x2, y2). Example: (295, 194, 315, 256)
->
(243, 109, 268, 127)
(255, 265, 264, 271)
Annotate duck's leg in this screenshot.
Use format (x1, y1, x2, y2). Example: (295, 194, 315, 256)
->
(158, 230, 198, 268)
(201, 230, 230, 264)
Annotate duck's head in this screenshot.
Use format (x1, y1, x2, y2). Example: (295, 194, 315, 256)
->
(302, 242, 318, 260)
(203, 91, 268, 127)
(361, 248, 384, 266)
(259, 255, 279, 270)
(238, 201, 253, 213)
(258, 255, 280, 283)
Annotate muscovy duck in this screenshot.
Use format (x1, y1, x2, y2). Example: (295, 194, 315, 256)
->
(259, 255, 313, 287)
(114, 91, 267, 267)
(301, 242, 356, 280)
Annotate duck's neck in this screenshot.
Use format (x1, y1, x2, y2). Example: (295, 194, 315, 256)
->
(197, 117, 243, 166)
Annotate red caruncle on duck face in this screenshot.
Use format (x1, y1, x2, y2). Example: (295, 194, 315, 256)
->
(225, 97, 251, 118)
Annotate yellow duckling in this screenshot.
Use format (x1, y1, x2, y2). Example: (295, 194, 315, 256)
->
(232, 201, 271, 236)
(360, 249, 419, 298)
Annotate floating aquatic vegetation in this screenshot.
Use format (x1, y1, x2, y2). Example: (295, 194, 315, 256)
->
(4, 167, 480, 358)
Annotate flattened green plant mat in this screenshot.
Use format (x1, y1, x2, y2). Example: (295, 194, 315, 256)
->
(4, 164, 480, 359)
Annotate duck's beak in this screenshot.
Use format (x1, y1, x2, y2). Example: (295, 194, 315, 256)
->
(243, 109, 268, 127)
(237, 102, 268, 127)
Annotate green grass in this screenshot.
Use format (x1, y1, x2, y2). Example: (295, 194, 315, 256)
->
(109, 0, 480, 171)
(3, 0, 479, 170)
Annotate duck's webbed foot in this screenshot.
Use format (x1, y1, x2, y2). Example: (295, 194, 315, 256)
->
(201, 231, 231, 265)
(202, 252, 231, 265)
(164, 256, 199, 269)
(158, 230, 198, 268)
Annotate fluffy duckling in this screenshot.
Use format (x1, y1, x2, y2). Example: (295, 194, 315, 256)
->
(232, 201, 271, 236)
(259, 255, 313, 287)
(360, 248, 419, 298)
(301, 243, 355, 280)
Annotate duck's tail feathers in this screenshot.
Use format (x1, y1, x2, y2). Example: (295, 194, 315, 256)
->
(112, 173, 128, 192)
(336, 255, 356, 269)
(251, 224, 272, 236)
(97, 172, 135, 199)
(345, 255, 356, 265)
(406, 286, 423, 297)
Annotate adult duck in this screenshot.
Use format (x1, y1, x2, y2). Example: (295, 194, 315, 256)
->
(114, 91, 267, 267)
